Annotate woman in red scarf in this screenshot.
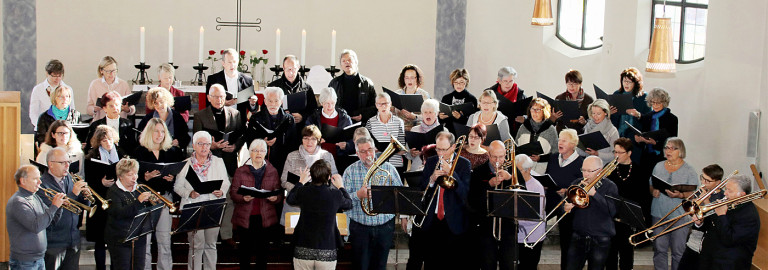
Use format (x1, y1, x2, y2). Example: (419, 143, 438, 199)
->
(486, 66, 527, 133)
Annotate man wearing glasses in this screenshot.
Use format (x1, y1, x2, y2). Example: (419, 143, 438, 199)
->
(36, 147, 89, 270)
(562, 156, 619, 270)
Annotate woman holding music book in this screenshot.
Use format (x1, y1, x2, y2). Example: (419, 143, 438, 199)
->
(634, 87, 678, 171)
(87, 56, 135, 121)
(393, 64, 431, 131)
(459, 124, 489, 169)
(577, 99, 619, 165)
(286, 160, 352, 270)
(36, 120, 84, 176)
(550, 70, 594, 134)
(365, 92, 407, 172)
(174, 131, 231, 270)
(466, 89, 513, 142)
(405, 99, 446, 172)
(84, 125, 125, 270)
(230, 139, 282, 269)
(648, 137, 698, 270)
(280, 125, 339, 226)
(35, 85, 82, 145)
(305, 87, 354, 160)
(135, 117, 184, 270)
(439, 69, 477, 132)
(137, 87, 191, 150)
(516, 97, 559, 174)
(104, 158, 155, 270)
(86, 91, 136, 154)
(610, 68, 650, 139)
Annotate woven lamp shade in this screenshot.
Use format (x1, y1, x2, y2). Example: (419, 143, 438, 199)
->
(646, 17, 676, 73)
(532, 0, 553, 26)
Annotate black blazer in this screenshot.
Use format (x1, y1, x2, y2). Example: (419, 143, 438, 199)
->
(268, 74, 318, 118)
(104, 184, 155, 247)
(85, 117, 137, 155)
(133, 146, 184, 194)
(137, 109, 191, 150)
(419, 155, 472, 235)
(192, 106, 242, 176)
(205, 71, 254, 106)
(83, 146, 125, 242)
(328, 73, 377, 125)
(699, 203, 760, 270)
(286, 182, 352, 251)
(638, 108, 678, 153)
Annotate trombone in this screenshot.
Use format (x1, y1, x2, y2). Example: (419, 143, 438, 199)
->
(39, 186, 98, 218)
(413, 135, 466, 228)
(523, 158, 619, 248)
(492, 139, 524, 241)
(137, 184, 177, 213)
(72, 174, 110, 210)
(628, 170, 737, 246)
(360, 136, 407, 216)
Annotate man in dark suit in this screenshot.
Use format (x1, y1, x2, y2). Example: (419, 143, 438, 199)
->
(193, 84, 242, 176)
(205, 48, 254, 108)
(246, 87, 297, 174)
(328, 49, 377, 126)
(694, 174, 760, 270)
(419, 131, 471, 269)
(268, 54, 317, 126)
(37, 147, 90, 270)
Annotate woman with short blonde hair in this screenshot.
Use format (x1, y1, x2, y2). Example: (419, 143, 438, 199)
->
(466, 89, 513, 142)
(87, 56, 134, 120)
(137, 87, 190, 149)
(35, 85, 82, 144)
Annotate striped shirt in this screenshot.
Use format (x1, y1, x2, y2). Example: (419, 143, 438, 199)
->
(343, 160, 403, 226)
(365, 113, 406, 167)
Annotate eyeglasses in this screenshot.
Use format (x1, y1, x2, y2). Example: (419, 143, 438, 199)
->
(375, 102, 390, 106)
(195, 142, 212, 147)
(250, 149, 267, 153)
(452, 80, 467, 85)
(436, 148, 451, 152)
(663, 146, 679, 151)
(566, 83, 580, 87)
(581, 168, 601, 173)
(50, 160, 71, 165)
(700, 174, 718, 183)
(357, 149, 375, 154)
(612, 150, 627, 155)
(468, 135, 482, 140)
(54, 131, 71, 137)
(481, 101, 495, 105)
(530, 108, 544, 112)
(209, 95, 226, 100)
(102, 69, 118, 74)
(650, 100, 663, 105)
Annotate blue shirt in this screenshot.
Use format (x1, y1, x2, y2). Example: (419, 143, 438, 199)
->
(342, 160, 403, 226)
(650, 161, 699, 219)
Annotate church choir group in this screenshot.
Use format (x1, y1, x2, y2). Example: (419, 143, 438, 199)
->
(6, 47, 761, 270)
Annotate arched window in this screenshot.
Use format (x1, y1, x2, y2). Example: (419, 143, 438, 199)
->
(651, 0, 709, 63)
(556, 0, 606, 50)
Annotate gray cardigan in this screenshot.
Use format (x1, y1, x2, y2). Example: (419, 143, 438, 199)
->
(6, 188, 61, 261)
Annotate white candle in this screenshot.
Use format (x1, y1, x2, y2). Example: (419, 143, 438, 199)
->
(140, 27, 145, 63)
(198, 27, 204, 64)
(168, 26, 174, 63)
(275, 29, 281, 64)
(331, 30, 336, 66)
(301, 29, 306, 66)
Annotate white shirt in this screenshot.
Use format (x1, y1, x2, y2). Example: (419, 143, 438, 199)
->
(321, 109, 338, 119)
(101, 77, 121, 92)
(29, 79, 73, 130)
(105, 116, 120, 133)
(558, 151, 579, 167)
(116, 178, 137, 192)
(224, 72, 239, 96)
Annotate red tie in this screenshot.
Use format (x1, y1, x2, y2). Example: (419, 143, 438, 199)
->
(437, 187, 445, 220)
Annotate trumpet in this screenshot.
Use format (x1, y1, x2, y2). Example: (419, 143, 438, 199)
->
(523, 158, 619, 248)
(137, 184, 177, 212)
(360, 136, 407, 216)
(413, 135, 466, 228)
(72, 174, 110, 210)
(628, 170, 737, 246)
(39, 186, 97, 218)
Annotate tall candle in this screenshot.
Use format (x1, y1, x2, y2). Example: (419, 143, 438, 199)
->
(331, 30, 336, 66)
(198, 27, 204, 64)
(140, 27, 145, 63)
(168, 26, 174, 63)
(275, 29, 281, 64)
(301, 29, 306, 66)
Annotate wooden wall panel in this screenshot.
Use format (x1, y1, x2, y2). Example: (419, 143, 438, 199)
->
(0, 92, 21, 262)
(754, 199, 768, 269)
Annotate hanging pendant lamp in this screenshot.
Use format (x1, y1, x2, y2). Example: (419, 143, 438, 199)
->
(646, 17, 676, 72)
(532, 0, 554, 26)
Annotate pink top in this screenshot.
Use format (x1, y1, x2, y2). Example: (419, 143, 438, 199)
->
(87, 77, 134, 120)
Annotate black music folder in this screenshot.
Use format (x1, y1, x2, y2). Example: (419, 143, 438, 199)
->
(487, 189, 543, 221)
(139, 160, 187, 180)
(185, 169, 223, 194)
(30, 159, 48, 174)
(624, 121, 670, 142)
(71, 123, 91, 143)
(453, 123, 471, 138)
(173, 96, 192, 112)
(285, 91, 308, 113)
(401, 171, 424, 188)
(286, 172, 301, 185)
(532, 174, 559, 190)
(85, 158, 117, 181)
(517, 141, 544, 156)
(236, 185, 282, 198)
(578, 131, 611, 151)
(370, 136, 392, 153)
(651, 175, 698, 194)
(383, 87, 424, 112)
(606, 195, 646, 230)
(249, 122, 286, 140)
(484, 124, 502, 145)
(439, 102, 477, 116)
(122, 203, 164, 243)
(320, 122, 361, 144)
(203, 128, 238, 144)
(405, 125, 443, 150)
(68, 160, 80, 174)
(593, 84, 633, 113)
(172, 198, 227, 234)
(98, 91, 143, 108)
(537, 92, 580, 121)
(370, 186, 425, 216)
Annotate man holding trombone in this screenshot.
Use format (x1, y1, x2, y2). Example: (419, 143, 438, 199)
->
(562, 156, 618, 270)
(36, 147, 91, 270)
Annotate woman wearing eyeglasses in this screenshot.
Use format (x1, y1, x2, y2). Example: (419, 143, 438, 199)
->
(648, 138, 698, 270)
(466, 89, 513, 142)
(677, 164, 724, 270)
(87, 56, 134, 121)
(36, 120, 84, 175)
(138, 87, 191, 151)
(609, 68, 651, 139)
(634, 88, 678, 168)
(515, 97, 558, 174)
(35, 85, 82, 146)
(230, 139, 282, 269)
(549, 70, 594, 134)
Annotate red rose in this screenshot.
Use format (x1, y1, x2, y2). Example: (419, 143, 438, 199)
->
(239, 51, 246, 55)
(208, 50, 215, 55)
(220, 50, 224, 55)
(262, 49, 268, 55)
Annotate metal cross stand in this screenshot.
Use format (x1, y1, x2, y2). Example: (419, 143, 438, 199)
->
(215, 0, 262, 52)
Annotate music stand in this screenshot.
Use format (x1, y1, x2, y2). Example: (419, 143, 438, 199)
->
(171, 198, 227, 270)
(122, 204, 164, 270)
(606, 195, 646, 230)
(487, 189, 543, 269)
(370, 186, 425, 270)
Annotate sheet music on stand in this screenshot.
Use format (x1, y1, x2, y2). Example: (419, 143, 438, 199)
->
(370, 186, 426, 216)
(606, 195, 646, 230)
(122, 204, 165, 243)
(487, 189, 543, 221)
(171, 198, 227, 235)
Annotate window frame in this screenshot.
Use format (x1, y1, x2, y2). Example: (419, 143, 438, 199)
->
(555, 0, 604, 51)
(650, 0, 709, 64)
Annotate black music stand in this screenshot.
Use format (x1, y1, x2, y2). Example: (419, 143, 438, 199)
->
(606, 195, 646, 230)
(370, 186, 425, 270)
(122, 204, 164, 270)
(171, 198, 227, 270)
(487, 189, 543, 269)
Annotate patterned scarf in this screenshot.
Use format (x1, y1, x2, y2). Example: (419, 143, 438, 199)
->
(565, 88, 585, 102)
(648, 108, 668, 154)
(191, 152, 212, 180)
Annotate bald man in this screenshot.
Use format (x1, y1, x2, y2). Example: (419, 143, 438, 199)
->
(562, 156, 618, 270)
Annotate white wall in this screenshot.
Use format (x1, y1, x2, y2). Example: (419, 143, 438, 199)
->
(36, 0, 768, 176)
(36, 0, 437, 105)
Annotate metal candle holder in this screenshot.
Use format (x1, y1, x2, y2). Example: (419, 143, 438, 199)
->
(299, 65, 310, 79)
(192, 63, 209, 86)
(132, 62, 152, 85)
(326, 66, 340, 78)
(269, 65, 283, 81)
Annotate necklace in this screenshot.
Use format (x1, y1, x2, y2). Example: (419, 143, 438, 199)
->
(616, 163, 632, 181)
(666, 160, 683, 167)
(479, 112, 495, 124)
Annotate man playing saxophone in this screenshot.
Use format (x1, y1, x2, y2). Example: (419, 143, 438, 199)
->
(342, 136, 405, 270)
